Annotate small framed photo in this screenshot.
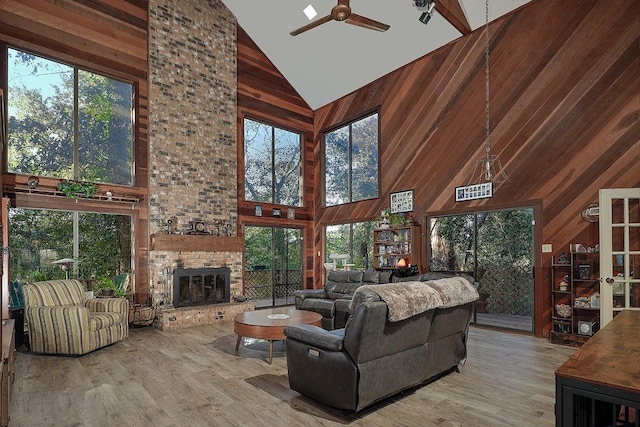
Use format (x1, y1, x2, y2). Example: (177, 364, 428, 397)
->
(254, 205, 262, 216)
(390, 190, 414, 213)
(287, 208, 295, 219)
(272, 208, 281, 218)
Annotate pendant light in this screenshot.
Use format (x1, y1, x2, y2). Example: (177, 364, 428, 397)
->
(468, 0, 510, 187)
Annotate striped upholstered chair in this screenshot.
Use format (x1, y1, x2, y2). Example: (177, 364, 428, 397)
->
(22, 279, 129, 355)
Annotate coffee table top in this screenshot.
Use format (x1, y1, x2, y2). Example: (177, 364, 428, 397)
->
(234, 307, 321, 328)
(234, 307, 322, 364)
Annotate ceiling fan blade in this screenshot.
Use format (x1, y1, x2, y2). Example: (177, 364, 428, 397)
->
(345, 13, 390, 32)
(290, 14, 332, 36)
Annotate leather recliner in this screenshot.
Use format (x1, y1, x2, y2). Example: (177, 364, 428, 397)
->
(284, 280, 476, 412)
(293, 270, 390, 330)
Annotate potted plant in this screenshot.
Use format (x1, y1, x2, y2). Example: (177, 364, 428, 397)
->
(57, 180, 98, 199)
(375, 209, 410, 229)
(92, 277, 126, 298)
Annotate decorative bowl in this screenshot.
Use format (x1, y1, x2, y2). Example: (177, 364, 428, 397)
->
(556, 304, 572, 318)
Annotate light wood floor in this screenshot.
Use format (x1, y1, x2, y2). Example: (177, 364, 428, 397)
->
(9, 323, 575, 426)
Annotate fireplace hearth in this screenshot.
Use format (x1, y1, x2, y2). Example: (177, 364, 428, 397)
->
(173, 267, 231, 308)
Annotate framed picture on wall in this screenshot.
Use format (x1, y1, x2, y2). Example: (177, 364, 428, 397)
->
(390, 190, 414, 213)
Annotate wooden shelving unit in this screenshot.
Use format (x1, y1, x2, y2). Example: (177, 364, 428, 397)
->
(373, 226, 417, 270)
(550, 251, 600, 346)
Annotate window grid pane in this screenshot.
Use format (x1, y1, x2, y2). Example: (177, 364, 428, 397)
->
(325, 127, 350, 206)
(244, 118, 302, 207)
(274, 127, 302, 206)
(7, 48, 133, 185)
(244, 119, 273, 203)
(324, 112, 379, 206)
(351, 114, 379, 202)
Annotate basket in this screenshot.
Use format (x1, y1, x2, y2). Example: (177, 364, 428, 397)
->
(129, 304, 156, 326)
(555, 304, 572, 318)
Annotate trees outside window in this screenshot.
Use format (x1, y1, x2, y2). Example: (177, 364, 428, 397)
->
(243, 118, 302, 206)
(325, 112, 379, 206)
(7, 47, 133, 185)
(9, 208, 132, 283)
(325, 221, 375, 270)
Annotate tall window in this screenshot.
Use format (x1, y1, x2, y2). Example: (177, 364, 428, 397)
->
(324, 112, 379, 206)
(244, 118, 302, 206)
(7, 48, 133, 185)
(325, 221, 376, 270)
(9, 208, 132, 282)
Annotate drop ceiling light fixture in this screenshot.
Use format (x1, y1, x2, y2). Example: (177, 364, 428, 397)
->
(468, 0, 510, 187)
(418, 0, 436, 25)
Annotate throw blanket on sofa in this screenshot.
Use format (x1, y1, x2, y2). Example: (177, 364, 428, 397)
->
(423, 277, 479, 308)
(354, 277, 478, 322)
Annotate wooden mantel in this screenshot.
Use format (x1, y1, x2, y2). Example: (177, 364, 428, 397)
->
(150, 233, 243, 252)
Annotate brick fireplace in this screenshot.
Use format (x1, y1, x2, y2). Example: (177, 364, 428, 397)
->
(173, 267, 230, 308)
(147, 0, 254, 330)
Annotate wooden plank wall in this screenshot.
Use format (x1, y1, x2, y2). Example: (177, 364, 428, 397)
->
(313, 0, 639, 336)
(236, 28, 316, 289)
(0, 0, 150, 302)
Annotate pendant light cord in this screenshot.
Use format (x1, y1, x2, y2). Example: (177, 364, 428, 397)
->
(485, 0, 491, 159)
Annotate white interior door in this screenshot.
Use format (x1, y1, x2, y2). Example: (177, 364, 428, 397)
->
(599, 188, 640, 327)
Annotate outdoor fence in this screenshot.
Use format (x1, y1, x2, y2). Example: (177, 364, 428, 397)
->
(244, 269, 302, 304)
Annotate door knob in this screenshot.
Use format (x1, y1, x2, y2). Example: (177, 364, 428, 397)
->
(606, 277, 615, 284)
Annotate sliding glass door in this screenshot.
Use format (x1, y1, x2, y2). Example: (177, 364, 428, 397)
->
(428, 207, 534, 332)
(244, 226, 302, 308)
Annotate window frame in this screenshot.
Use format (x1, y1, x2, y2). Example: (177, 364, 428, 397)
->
(322, 109, 381, 207)
(4, 44, 136, 187)
(242, 115, 304, 207)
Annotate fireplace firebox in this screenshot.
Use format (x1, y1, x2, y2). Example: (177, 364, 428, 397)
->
(173, 267, 230, 308)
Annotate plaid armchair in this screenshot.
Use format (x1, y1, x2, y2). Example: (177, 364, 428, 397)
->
(22, 279, 129, 355)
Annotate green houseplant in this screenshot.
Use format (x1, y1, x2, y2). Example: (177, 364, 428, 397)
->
(57, 180, 98, 199)
(92, 277, 126, 298)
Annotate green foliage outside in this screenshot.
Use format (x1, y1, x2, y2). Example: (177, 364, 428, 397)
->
(325, 221, 375, 270)
(9, 209, 132, 284)
(244, 226, 302, 304)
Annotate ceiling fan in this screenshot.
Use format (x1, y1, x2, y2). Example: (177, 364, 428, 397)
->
(290, 0, 390, 36)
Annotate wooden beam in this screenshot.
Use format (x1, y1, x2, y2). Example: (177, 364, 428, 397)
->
(150, 233, 244, 252)
(436, 0, 472, 34)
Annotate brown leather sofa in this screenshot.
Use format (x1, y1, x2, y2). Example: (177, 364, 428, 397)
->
(284, 278, 477, 412)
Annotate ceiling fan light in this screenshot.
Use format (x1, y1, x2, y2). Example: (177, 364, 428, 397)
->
(303, 4, 317, 20)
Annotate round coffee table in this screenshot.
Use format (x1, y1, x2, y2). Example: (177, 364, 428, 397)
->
(234, 307, 322, 364)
